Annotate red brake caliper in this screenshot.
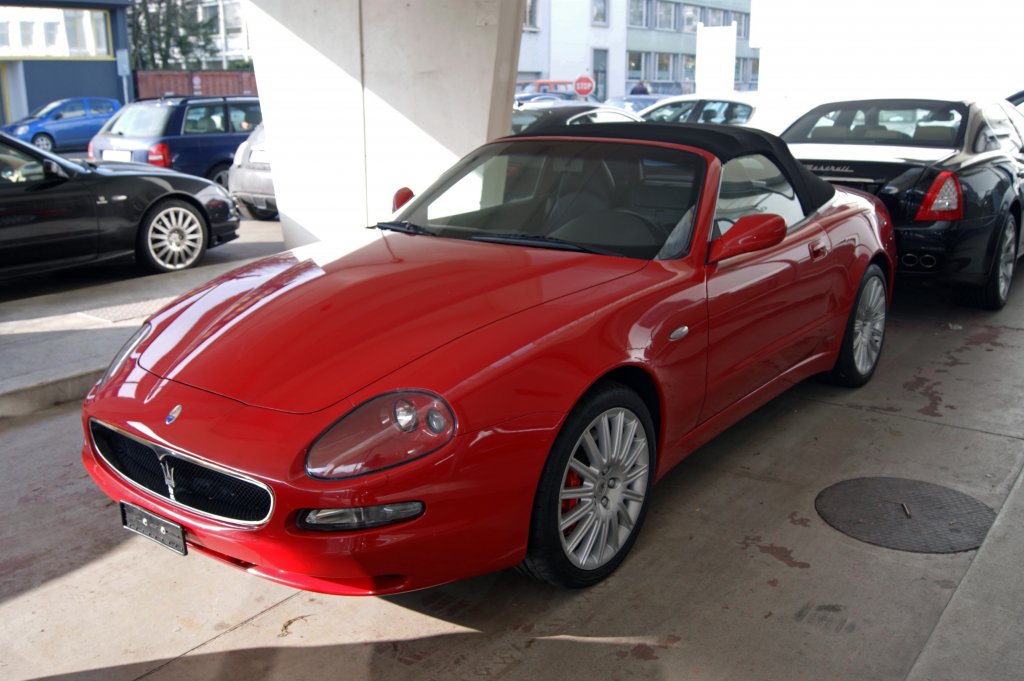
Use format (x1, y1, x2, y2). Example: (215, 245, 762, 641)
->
(561, 469, 583, 516)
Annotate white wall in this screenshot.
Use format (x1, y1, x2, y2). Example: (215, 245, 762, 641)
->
(245, 0, 524, 250)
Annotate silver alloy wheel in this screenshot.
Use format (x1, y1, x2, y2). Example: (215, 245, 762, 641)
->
(852, 276, 886, 376)
(32, 135, 53, 152)
(146, 206, 204, 270)
(558, 407, 650, 570)
(997, 219, 1016, 302)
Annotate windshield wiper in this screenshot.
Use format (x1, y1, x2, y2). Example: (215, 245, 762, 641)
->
(373, 220, 437, 236)
(469, 233, 612, 255)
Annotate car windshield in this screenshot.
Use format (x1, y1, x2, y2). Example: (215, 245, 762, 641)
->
(782, 99, 968, 147)
(102, 102, 174, 136)
(394, 140, 705, 260)
(29, 100, 65, 118)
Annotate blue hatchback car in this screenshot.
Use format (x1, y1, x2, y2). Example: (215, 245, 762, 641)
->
(0, 97, 121, 152)
(88, 95, 262, 186)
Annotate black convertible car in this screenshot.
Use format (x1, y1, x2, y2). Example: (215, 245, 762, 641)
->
(783, 98, 1024, 309)
(0, 133, 239, 279)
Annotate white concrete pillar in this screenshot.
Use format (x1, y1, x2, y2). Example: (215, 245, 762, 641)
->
(244, 0, 525, 250)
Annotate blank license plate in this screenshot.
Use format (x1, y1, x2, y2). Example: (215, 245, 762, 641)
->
(102, 149, 133, 162)
(121, 502, 187, 555)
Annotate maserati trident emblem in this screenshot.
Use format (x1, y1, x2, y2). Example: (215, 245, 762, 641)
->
(159, 458, 178, 501)
(166, 404, 183, 425)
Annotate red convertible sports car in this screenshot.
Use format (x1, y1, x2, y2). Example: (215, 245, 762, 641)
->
(82, 124, 896, 595)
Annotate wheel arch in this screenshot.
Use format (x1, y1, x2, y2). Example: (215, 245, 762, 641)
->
(589, 365, 662, 451)
(141, 191, 212, 236)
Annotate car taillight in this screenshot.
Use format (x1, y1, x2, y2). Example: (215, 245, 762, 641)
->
(147, 143, 171, 168)
(915, 171, 963, 221)
(87, 140, 94, 160)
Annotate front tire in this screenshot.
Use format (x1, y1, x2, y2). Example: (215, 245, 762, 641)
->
(136, 199, 208, 273)
(31, 133, 54, 152)
(520, 382, 655, 588)
(831, 263, 887, 387)
(956, 213, 1017, 310)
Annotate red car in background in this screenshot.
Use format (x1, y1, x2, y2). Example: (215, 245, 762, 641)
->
(81, 124, 895, 595)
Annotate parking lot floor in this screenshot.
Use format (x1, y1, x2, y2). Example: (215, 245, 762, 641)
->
(1, 248, 1022, 680)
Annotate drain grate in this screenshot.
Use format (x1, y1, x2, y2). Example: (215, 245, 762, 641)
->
(815, 477, 995, 553)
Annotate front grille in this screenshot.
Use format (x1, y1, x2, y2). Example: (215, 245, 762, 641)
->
(90, 420, 273, 524)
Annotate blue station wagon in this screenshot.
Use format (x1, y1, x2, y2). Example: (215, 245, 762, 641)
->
(88, 95, 262, 186)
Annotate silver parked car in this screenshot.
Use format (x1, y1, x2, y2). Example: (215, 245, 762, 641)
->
(227, 123, 277, 221)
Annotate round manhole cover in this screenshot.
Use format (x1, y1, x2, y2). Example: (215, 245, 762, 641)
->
(815, 477, 995, 553)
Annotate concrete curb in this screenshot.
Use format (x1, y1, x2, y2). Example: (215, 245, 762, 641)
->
(0, 369, 104, 418)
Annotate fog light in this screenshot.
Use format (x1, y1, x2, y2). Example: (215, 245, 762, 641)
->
(298, 501, 424, 531)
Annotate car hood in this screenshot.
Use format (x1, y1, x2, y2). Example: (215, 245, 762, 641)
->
(87, 161, 205, 180)
(138, 234, 646, 413)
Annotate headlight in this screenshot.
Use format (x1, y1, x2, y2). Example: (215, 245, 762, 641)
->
(96, 323, 151, 390)
(15, 125, 29, 135)
(305, 391, 456, 480)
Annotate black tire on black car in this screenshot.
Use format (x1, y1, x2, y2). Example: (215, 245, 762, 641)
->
(831, 263, 887, 387)
(31, 133, 55, 152)
(955, 212, 1017, 310)
(136, 199, 208, 273)
(520, 381, 655, 588)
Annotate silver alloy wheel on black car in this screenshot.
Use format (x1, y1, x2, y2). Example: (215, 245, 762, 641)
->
(137, 200, 207, 273)
(831, 263, 887, 387)
(958, 213, 1017, 310)
(31, 134, 54, 152)
(995, 215, 1017, 304)
(520, 381, 655, 587)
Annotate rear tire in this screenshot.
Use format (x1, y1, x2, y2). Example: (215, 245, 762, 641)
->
(207, 162, 231, 188)
(520, 381, 655, 588)
(831, 264, 887, 387)
(955, 213, 1017, 310)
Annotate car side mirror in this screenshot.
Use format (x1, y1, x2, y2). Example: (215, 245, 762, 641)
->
(43, 159, 70, 181)
(708, 213, 787, 263)
(392, 187, 415, 212)
(53, 112, 64, 121)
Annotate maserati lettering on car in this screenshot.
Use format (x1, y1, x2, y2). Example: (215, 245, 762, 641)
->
(82, 124, 896, 595)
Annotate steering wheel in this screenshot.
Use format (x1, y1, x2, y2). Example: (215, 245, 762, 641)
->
(611, 209, 668, 240)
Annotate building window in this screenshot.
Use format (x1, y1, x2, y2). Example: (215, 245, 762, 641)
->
(524, 0, 538, 28)
(734, 12, 750, 39)
(223, 1, 242, 33)
(0, 22, 8, 48)
(704, 8, 725, 27)
(655, 52, 674, 81)
(91, 12, 108, 54)
(44, 22, 59, 48)
(593, 48, 608, 100)
(19, 21, 34, 48)
(627, 51, 647, 80)
(655, 1, 675, 30)
(682, 5, 700, 32)
(592, 0, 608, 25)
(628, 0, 648, 28)
(682, 55, 696, 82)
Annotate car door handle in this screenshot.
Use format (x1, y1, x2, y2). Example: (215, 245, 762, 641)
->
(809, 239, 829, 260)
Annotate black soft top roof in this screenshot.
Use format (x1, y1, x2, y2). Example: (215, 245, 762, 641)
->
(511, 122, 836, 214)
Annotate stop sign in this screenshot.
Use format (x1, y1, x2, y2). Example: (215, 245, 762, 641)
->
(574, 75, 595, 97)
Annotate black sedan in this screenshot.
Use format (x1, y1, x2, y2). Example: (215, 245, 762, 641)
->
(782, 98, 1024, 309)
(0, 133, 239, 279)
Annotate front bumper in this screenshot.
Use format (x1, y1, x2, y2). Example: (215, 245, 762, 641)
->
(81, 368, 560, 595)
(894, 213, 1000, 286)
